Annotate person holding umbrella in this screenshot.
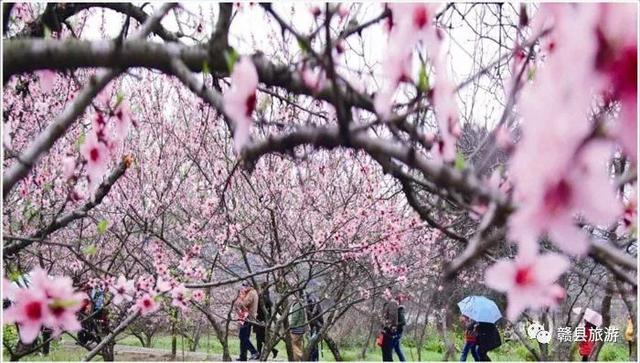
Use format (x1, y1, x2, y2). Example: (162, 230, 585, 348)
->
(458, 296, 502, 361)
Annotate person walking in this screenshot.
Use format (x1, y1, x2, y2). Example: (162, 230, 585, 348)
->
(459, 315, 479, 361)
(624, 316, 635, 359)
(306, 295, 324, 361)
(380, 294, 399, 361)
(579, 322, 596, 362)
(288, 290, 308, 361)
(475, 322, 501, 361)
(392, 295, 407, 362)
(255, 282, 278, 359)
(237, 282, 259, 361)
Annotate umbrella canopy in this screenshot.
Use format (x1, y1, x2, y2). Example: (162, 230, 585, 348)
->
(572, 307, 603, 327)
(458, 296, 502, 323)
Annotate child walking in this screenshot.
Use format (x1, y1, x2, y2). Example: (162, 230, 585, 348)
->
(460, 315, 480, 361)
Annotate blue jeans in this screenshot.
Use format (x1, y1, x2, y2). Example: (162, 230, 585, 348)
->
(393, 333, 406, 362)
(460, 341, 479, 361)
(239, 321, 257, 360)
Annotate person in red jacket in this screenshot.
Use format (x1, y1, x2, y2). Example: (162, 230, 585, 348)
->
(579, 322, 596, 361)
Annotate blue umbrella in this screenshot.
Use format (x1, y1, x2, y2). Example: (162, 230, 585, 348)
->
(458, 296, 502, 323)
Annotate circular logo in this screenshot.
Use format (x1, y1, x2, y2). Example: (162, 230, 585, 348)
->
(536, 330, 552, 344)
(527, 322, 545, 339)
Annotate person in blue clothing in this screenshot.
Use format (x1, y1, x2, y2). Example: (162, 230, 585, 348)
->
(91, 286, 105, 312)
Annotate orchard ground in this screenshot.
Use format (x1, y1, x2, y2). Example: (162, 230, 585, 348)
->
(4, 326, 630, 362)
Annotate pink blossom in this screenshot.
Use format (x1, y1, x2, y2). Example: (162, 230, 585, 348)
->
(4, 269, 84, 343)
(510, 141, 621, 255)
(4, 287, 48, 344)
(29, 269, 84, 336)
(170, 284, 188, 311)
(155, 276, 172, 293)
(3, 121, 11, 148)
(80, 132, 110, 193)
(111, 275, 135, 305)
(61, 156, 76, 180)
(374, 4, 436, 120)
(310, 6, 321, 18)
(337, 4, 349, 20)
(113, 100, 132, 141)
(3, 278, 17, 300)
(37, 70, 56, 93)
(189, 244, 202, 257)
(485, 250, 569, 321)
(301, 66, 325, 92)
(134, 293, 159, 316)
(594, 4, 637, 163)
(223, 56, 258, 152)
(495, 126, 513, 151)
(191, 289, 205, 302)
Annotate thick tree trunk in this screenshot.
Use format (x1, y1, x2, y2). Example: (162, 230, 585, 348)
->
(538, 310, 549, 360)
(360, 317, 376, 359)
(439, 312, 456, 361)
(324, 335, 342, 361)
(591, 279, 613, 361)
(171, 310, 178, 358)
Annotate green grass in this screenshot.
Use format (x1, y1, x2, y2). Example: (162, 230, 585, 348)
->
(6, 330, 631, 361)
(3, 349, 88, 362)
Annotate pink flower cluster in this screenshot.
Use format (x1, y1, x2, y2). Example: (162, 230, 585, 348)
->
(3, 269, 85, 344)
(80, 91, 132, 193)
(485, 3, 636, 321)
(374, 4, 461, 162)
(223, 56, 259, 152)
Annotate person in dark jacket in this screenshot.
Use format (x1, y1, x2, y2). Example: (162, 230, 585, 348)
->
(380, 296, 399, 361)
(288, 290, 308, 361)
(393, 295, 407, 362)
(255, 282, 278, 359)
(306, 295, 324, 361)
(475, 322, 501, 361)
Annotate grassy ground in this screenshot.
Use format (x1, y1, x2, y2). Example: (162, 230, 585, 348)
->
(5, 331, 631, 361)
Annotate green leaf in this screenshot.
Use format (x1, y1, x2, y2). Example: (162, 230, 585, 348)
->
(115, 91, 125, 108)
(454, 152, 466, 171)
(527, 66, 536, 81)
(8, 270, 23, 282)
(418, 64, 429, 93)
(297, 38, 310, 54)
(202, 60, 211, 75)
(97, 219, 108, 235)
(83, 244, 97, 256)
(43, 25, 52, 38)
(223, 48, 239, 73)
(76, 133, 86, 149)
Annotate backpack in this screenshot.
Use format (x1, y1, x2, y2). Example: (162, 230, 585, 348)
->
(397, 305, 406, 327)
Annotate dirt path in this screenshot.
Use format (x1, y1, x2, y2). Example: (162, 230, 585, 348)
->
(61, 341, 223, 361)
(61, 341, 287, 361)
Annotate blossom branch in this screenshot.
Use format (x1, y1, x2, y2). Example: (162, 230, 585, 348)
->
(82, 310, 140, 361)
(2, 3, 176, 196)
(3, 156, 133, 256)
